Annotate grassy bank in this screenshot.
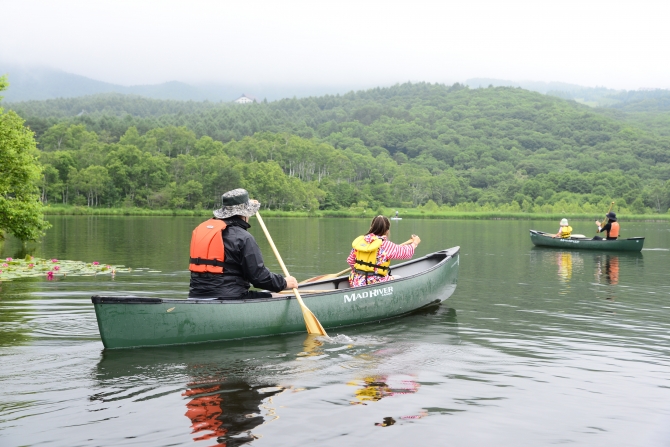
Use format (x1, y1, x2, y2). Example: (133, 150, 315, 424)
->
(42, 206, 670, 221)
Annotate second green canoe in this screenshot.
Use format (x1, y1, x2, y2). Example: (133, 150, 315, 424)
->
(530, 230, 644, 252)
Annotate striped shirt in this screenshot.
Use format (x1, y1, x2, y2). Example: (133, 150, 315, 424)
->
(346, 234, 415, 287)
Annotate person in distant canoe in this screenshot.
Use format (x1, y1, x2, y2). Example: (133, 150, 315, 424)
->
(552, 218, 573, 238)
(346, 215, 420, 287)
(188, 188, 298, 299)
(594, 212, 620, 240)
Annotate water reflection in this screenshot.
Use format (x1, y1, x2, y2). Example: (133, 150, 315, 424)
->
(529, 248, 648, 305)
(592, 253, 643, 302)
(94, 339, 297, 447)
(299, 334, 325, 357)
(348, 374, 429, 427)
(4, 217, 670, 447)
(90, 306, 460, 443)
(350, 375, 420, 403)
(555, 252, 582, 284)
(183, 381, 283, 446)
(0, 279, 39, 347)
(594, 254, 619, 286)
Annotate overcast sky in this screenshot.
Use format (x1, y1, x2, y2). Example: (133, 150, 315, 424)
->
(1, 0, 669, 90)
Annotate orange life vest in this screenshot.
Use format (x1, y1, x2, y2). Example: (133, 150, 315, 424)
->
(189, 219, 227, 273)
(609, 222, 620, 238)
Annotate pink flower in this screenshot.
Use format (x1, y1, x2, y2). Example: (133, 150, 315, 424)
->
(51, 259, 59, 263)
(6, 257, 12, 262)
(92, 261, 100, 266)
(1, 263, 7, 267)
(0, 270, 3, 274)
(54, 266, 60, 271)
(28, 264, 35, 268)
(47, 271, 54, 280)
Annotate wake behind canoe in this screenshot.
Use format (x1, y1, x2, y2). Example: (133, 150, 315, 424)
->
(530, 230, 644, 252)
(92, 247, 460, 349)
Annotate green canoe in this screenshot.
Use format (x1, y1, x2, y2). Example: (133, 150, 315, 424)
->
(91, 247, 460, 349)
(530, 230, 644, 252)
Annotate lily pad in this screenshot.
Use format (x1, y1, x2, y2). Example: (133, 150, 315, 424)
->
(0, 257, 131, 282)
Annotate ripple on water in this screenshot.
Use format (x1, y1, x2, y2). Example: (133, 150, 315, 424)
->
(2, 218, 670, 446)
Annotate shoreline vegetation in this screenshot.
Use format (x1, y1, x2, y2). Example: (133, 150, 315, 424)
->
(4, 82, 670, 242)
(42, 205, 670, 221)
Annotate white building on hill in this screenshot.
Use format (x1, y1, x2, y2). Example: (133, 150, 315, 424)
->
(234, 94, 257, 104)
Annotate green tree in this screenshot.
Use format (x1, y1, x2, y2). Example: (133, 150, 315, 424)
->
(0, 76, 50, 241)
(70, 165, 111, 207)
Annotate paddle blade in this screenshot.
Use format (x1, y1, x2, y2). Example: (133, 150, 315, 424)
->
(300, 306, 328, 336)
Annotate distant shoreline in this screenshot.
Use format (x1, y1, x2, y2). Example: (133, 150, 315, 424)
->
(41, 206, 670, 222)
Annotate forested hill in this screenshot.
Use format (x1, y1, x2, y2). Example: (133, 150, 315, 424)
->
(9, 93, 226, 119)
(6, 83, 670, 214)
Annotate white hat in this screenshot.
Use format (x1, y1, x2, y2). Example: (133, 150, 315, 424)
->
(560, 218, 569, 226)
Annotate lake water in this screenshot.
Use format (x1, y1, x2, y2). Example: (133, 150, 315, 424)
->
(1, 216, 669, 446)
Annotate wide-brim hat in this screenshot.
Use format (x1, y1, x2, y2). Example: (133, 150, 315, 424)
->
(606, 212, 617, 221)
(560, 218, 569, 226)
(213, 188, 260, 219)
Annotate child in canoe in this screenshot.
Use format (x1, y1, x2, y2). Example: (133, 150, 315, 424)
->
(347, 215, 420, 287)
(553, 218, 573, 238)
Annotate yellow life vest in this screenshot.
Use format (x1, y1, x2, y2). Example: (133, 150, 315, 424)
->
(559, 225, 573, 238)
(352, 235, 391, 276)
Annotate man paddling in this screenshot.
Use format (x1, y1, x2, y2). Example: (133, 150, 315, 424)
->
(188, 188, 298, 299)
(594, 212, 620, 240)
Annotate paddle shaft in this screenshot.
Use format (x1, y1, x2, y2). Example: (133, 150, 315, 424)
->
(254, 212, 327, 335)
(599, 201, 615, 231)
(254, 213, 303, 299)
(302, 238, 412, 284)
(333, 267, 352, 276)
(303, 267, 351, 283)
(278, 289, 331, 294)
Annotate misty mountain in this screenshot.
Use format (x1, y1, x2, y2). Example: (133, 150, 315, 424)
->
(465, 77, 670, 111)
(465, 78, 594, 94)
(0, 64, 211, 101)
(466, 78, 623, 105)
(0, 64, 361, 103)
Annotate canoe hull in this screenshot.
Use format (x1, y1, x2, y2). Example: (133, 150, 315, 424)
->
(92, 247, 460, 349)
(530, 230, 644, 252)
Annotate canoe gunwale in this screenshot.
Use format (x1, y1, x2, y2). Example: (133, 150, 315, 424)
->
(91, 246, 460, 348)
(92, 246, 460, 306)
(530, 230, 644, 242)
(529, 230, 644, 252)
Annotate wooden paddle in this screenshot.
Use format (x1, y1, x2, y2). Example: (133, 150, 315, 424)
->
(299, 237, 414, 284)
(255, 212, 328, 336)
(278, 289, 330, 294)
(300, 267, 351, 284)
(597, 201, 615, 232)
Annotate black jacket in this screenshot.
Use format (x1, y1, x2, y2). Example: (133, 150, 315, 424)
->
(189, 217, 287, 299)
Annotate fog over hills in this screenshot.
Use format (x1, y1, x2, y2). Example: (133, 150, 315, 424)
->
(0, 64, 362, 103)
(3, 63, 670, 113)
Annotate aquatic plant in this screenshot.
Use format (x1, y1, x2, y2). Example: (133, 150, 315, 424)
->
(0, 257, 130, 282)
